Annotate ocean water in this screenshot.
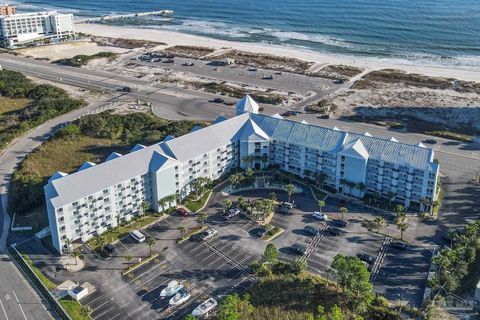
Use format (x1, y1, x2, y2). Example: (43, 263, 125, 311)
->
(8, 0, 480, 68)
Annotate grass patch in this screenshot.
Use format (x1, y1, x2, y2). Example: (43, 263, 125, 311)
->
(262, 226, 284, 241)
(184, 191, 212, 212)
(433, 187, 444, 217)
(21, 254, 56, 290)
(59, 297, 91, 320)
(12, 206, 49, 232)
(88, 215, 160, 250)
(176, 225, 208, 244)
(122, 253, 159, 275)
(426, 130, 473, 143)
(0, 97, 30, 115)
(54, 52, 118, 67)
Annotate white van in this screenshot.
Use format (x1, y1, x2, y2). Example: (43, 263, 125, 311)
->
(130, 230, 146, 243)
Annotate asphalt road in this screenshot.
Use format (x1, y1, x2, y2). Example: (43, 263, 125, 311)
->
(0, 97, 123, 320)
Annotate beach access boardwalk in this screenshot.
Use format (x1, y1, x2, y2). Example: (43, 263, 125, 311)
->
(79, 10, 174, 23)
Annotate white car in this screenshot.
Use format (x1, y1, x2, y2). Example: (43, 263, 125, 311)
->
(312, 211, 328, 221)
(199, 229, 218, 241)
(191, 297, 218, 317)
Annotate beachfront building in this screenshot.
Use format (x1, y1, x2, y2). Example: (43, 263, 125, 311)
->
(0, 6, 16, 16)
(0, 8, 75, 48)
(45, 96, 439, 253)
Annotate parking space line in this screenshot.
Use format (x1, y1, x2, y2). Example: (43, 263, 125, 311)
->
(0, 299, 8, 320)
(86, 294, 105, 306)
(93, 306, 114, 319)
(128, 262, 172, 285)
(91, 300, 110, 312)
(12, 291, 27, 320)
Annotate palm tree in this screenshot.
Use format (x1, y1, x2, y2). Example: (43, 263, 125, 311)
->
(70, 251, 80, 265)
(64, 238, 72, 253)
(158, 197, 167, 212)
(146, 237, 155, 257)
(198, 211, 208, 226)
(432, 200, 440, 213)
(284, 183, 296, 202)
(95, 235, 106, 252)
(397, 222, 408, 241)
(316, 172, 327, 190)
(245, 167, 254, 179)
(224, 199, 232, 209)
(339, 207, 348, 221)
(141, 201, 149, 215)
(269, 192, 277, 203)
(79, 305, 92, 320)
(125, 255, 133, 267)
(166, 194, 177, 209)
(374, 216, 384, 232)
(318, 200, 326, 213)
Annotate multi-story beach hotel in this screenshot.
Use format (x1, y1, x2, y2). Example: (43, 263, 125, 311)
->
(0, 6, 75, 48)
(45, 96, 439, 253)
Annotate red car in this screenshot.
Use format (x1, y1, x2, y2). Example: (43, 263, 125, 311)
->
(176, 208, 189, 217)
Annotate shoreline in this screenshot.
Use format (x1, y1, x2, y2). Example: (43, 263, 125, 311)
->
(77, 23, 480, 82)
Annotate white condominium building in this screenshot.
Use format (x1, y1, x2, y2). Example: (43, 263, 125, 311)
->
(0, 10, 75, 48)
(45, 96, 439, 254)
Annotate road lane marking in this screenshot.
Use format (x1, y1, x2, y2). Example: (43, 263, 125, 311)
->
(12, 291, 27, 320)
(0, 299, 8, 320)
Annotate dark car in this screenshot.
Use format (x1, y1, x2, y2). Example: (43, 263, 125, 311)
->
(304, 225, 320, 236)
(104, 243, 115, 254)
(176, 207, 189, 217)
(276, 206, 290, 214)
(333, 79, 345, 84)
(121, 86, 132, 92)
(281, 111, 296, 117)
(330, 219, 348, 228)
(318, 114, 330, 119)
(326, 227, 344, 236)
(256, 227, 267, 238)
(390, 241, 408, 250)
(357, 253, 375, 265)
(291, 243, 307, 255)
(212, 98, 224, 103)
(423, 139, 437, 144)
(163, 59, 175, 63)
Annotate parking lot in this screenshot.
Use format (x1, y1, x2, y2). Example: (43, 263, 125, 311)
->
(18, 184, 434, 319)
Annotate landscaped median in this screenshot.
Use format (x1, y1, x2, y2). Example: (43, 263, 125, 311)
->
(184, 190, 212, 212)
(121, 253, 160, 276)
(87, 213, 163, 253)
(176, 225, 208, 244)
(262, 226, 284, 241)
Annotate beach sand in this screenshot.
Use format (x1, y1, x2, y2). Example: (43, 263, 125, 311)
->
(77, 23, 480, 82)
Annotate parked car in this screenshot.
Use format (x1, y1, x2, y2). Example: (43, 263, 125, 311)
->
(357, 253, 375, 265)
(224, 207, 240, 220)
(330, 219, 348, 228)
(212, 98, 224, 103)
(333, 79, 345, 84)
(163, 59, 175, 63)
(390, 241, 408, 250)
(274, 71, 282, 75)
(247, 67, 258, 71)
(198, 229, 218, 242)
(104, 243, 115, 254)
(121, 86, 132, 92)
(262, 75, 274, 80)
(130, 230, 146, 243)
(182, 62, 195, 66)
(326, 227, 343, 236)
(423, 139, 437, 144)
(312, 211, 328, 221)
(177, 207, 189, 217)
(281, 111, 296, 117)
(318, 114, 330, 119)
(304, 225, 320, 236)
(256, 227, 267, 238)
(276, 206, 290, 214)
(281, 202, 294, 209)
(291, 243, 307, 255)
